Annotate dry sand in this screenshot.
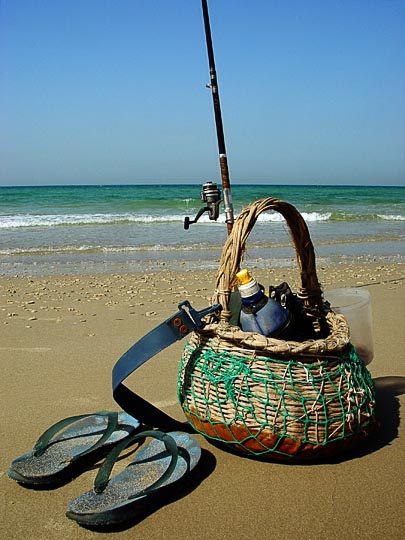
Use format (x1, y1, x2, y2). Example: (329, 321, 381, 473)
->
(1, 263, 404, 540)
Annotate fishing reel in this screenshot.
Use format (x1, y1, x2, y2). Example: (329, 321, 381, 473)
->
(184, 181, 221, 229)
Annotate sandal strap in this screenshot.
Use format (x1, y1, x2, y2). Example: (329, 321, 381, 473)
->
(94, 430, 178, 496)
(33, 411, 119, 458)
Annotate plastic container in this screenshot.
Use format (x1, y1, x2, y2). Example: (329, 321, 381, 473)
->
(236, 269, 290, 337)
(325, 287, 374, 365)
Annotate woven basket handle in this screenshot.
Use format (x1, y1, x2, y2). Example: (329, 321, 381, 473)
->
(213, 197, 326, 328)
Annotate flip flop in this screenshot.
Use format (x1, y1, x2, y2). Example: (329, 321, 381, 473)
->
(66, 430, 201, 526)
(8, 411, 140, 486)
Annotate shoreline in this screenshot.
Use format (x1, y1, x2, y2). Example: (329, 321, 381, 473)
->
(1, 247, 404, 278)
(1, 260, 403, 285)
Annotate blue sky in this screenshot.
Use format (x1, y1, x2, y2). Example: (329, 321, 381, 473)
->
(1, 0, 404, 186)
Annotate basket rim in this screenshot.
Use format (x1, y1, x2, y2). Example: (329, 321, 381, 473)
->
(196, 310, 350, 360)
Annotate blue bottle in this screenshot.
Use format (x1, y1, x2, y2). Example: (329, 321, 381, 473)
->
(236, 269, 290, 337)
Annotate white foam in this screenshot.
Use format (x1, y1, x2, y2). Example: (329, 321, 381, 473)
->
(377, 214, 405, 221)
(256, 211, 331, 222)
(0, 208, 335, 230)
(0, 213, 185, 228)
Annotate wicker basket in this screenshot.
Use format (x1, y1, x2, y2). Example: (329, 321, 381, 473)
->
(178, 197, 376, 459)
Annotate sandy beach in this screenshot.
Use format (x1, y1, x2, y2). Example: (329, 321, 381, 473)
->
(1, 262, 404, 540)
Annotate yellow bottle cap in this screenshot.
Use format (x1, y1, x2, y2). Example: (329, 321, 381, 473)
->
(236, 269, 253, 286)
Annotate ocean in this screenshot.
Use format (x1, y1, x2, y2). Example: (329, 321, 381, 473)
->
(1, 184, 404, 276)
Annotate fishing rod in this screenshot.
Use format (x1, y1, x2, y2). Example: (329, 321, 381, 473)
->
(184, 0, 235, 234)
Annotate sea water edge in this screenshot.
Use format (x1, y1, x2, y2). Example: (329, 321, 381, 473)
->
(0, 184, 404, 277)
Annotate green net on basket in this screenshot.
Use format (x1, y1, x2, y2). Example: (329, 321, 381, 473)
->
(179, 341, 375, 458)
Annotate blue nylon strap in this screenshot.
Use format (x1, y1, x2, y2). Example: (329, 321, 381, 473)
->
(112, 301, 221, 430)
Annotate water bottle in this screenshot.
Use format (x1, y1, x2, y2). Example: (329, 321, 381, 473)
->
(236, 269, 291, 337)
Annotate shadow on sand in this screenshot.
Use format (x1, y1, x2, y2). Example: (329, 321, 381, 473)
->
(370, 375, 405, 451)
